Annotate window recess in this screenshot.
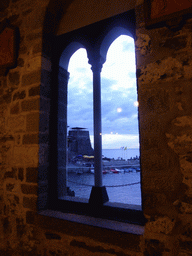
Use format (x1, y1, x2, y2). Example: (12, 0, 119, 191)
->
(48, 9, 146, 225)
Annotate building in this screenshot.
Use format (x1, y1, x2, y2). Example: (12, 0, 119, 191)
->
(0, 0, 192, 255)
(68, 128, 94, 159)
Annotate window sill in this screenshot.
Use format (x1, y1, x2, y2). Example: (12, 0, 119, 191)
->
(39, 209, 145, 235)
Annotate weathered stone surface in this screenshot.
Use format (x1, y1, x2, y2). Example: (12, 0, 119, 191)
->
(8, 71, 20, 86)
(0, 0, 10, 11)
(17, 58, 25, 67)
(10, 102, 20, 114)
(33, 41, 42, 54)
(13, 90, 26, 101)
(135, 33, 151, 56)
(4, 168, 17, 179)
(146, 217, 176, 235)
(28, 85, 40, 97)
(23, 196, 37, 211)
(7, 115, 25, 132)
(138, 57, 183, 84)
(26, 31, 42, 41)
(22, 70, 41, 87)
(23, 133, 38, 144)
(144, 239, 165, 256)
(26, 112, 39, 132)
(25, 7, 45, 30)
(45, 232, 61, 240)
(26, 210, 35, 224)
(26, 167, 38, 183)
(18, 168, 24, 181)
(21, 98, 40, 112)
(26, 56, 42, 72)
(13, 146, 39, 165)
(159, 36, 187, 51)
(21, 184, 38, 195)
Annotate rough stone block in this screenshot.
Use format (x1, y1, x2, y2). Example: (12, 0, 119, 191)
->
(7, 115, 25, 132)
(23, 196, 37, 211)
(26, 167, 38, 183)
(26, 56, 42, 72)
(28, 85, 40, 97)
(21, 98, 40, 112)
(23, 133, 39, 144)
(4, 168, 17, 179)
(33, 41, 42, 54)
(13, 146, 39, 165)
(13, 90, 26, 101)
(146, 217, 175, 235)
(21, 184, 38, 195)
(22, 70, 41, 87)
(26, 210, 36, 224)
(8, 71, 20, 86)
(26, 112, 39, 132)
(10, 102, 20, 114)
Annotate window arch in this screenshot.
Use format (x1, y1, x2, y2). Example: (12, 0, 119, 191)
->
(49, 10, 145, 225)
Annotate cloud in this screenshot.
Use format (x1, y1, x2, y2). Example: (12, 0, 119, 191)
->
(66, 35, 139, 148)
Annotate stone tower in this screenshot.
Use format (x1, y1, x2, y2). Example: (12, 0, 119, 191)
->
(68, 128, 94, 158)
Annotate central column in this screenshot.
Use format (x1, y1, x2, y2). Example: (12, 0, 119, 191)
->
(92, 61, 103, 187)
(88, 55, 109, 205)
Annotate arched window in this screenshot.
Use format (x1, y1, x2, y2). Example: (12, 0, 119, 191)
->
(50, 10, 145, 225)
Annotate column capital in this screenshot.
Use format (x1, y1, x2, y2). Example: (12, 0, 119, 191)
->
(88, 53, 105, 73)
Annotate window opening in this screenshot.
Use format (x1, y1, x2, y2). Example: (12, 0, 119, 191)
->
(67, 48, 94, 199)
(101, 35, 141, 205)
(65, 37, 141, 206)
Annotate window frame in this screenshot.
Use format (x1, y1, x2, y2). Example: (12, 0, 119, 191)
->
(48, 9, 146, 226)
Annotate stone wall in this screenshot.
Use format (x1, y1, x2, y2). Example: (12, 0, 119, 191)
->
(0, 0, 191, 255)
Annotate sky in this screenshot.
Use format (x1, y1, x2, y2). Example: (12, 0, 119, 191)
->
(67, 35, 139, 149)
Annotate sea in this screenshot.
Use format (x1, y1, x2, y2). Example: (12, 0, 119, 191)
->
(68, 148, 141, 205)
(102, 148, 140, 160)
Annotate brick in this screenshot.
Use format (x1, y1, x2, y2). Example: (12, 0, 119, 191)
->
(10, 102, 19, 115)
(23, 134, 38, 144)
(23, 196, 37, 211)
(21, 184, 38, 195)
(26, 112, 39, 132)
(26, 167, 38, 183)
(22, 70, 41, 87)
(28, 85, 40, 97)
(21, 98, 40, 112)
(13, 90, 26, 101)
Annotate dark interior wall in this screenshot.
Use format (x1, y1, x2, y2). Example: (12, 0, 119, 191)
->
(0, 0, 192, 255)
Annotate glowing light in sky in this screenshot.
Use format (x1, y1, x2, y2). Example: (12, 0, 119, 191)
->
(117, 107, 122, 113)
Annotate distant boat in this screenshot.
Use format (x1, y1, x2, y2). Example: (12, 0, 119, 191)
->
(110, 168, 119, 174)
(90, 169, 110, 174)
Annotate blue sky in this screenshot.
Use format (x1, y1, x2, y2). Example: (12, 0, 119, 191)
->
(67, 35, 139, 149)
